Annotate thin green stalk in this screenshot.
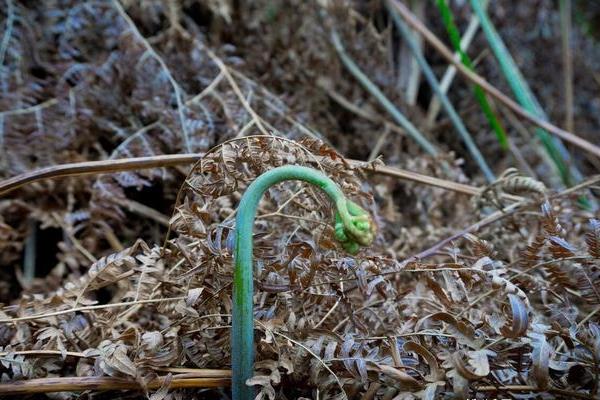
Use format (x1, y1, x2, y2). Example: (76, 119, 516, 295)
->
(330, 30, 438, 157)
(469, 0, 583, 188)
(386, 1, 495, 182)
(426, 5, 481, 126)
(387, 0, 600, 162)
(435, 0, 509, 150)
(232, 165, 375, 400)
(23, 220, 36, 283)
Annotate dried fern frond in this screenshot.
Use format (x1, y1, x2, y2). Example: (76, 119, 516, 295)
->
(499, 168, 546, 196)
(586, 219, 600, 259)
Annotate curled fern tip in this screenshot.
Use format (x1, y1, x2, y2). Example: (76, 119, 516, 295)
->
(334, 199, 376, 254)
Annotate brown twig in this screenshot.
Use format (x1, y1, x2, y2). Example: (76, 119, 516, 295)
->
(0, 374, 231, 395)
(475, 385, 594, 400)
(0, 296, 186, 323)
(356, 161, 479, 197)
(388, 0, 600, 160)
(407, 201, 523, 260)
(0, 154, 201, 197)
(0, 153, 493, 198)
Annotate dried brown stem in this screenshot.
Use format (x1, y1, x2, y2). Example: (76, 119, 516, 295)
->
(475, 385, 594, 400)
(0, 154, 201, 196)
(0, 296, 186, 323)
(0, 374, 231, 395)
(0, 153, 491, 198)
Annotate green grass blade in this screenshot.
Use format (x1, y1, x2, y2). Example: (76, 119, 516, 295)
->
(435, 0, 509, 151)
(469, 0, 583, 187)
(426, 8, 481, 126)
(387, 1, 495, 182)
(330, 30, 439, 157)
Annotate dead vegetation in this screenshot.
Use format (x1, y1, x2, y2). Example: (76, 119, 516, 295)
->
(0, 1, 599, 399)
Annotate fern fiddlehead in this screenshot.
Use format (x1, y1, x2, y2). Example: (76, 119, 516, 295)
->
(232, 165, 376, 399)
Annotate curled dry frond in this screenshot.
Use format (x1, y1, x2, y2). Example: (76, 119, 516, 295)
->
(498, 167, 547, 196)
(473, 168, 546, 211)
(587, 219, 600, 258)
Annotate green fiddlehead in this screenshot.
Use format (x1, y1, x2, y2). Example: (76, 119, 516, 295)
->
(232, 165, 375, 399)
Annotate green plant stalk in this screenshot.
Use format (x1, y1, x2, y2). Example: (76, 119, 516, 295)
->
(469, 0, 582, 187)
(435, 0, 509, 150)
(386, 0, 495, 182)
(232, 165, 375, 400)
(23, 220, 37, 283)
(426, 3, 482, 126)
(330, 30, 438, 157)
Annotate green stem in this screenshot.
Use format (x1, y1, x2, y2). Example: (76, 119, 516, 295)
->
(469, 0, 581, 187)
(232, 165, 375, 399)
(386, 0, 495, 182)
(330, 29, 438, 157)
(435, 0, 509, 150)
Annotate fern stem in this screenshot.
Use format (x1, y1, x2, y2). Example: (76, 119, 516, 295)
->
(232, 165, 375, 399)
(386, 1, 495, 182)
(435, 0, 509, 150)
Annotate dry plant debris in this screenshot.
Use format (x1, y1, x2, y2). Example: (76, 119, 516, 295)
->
(0, 1, 599, 399)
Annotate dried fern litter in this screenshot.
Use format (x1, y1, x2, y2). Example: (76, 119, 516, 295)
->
(2, 137, 599, 399)
(0, 1, 599, 399)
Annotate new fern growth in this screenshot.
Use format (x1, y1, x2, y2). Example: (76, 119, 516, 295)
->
(232, 165, 376, 399)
